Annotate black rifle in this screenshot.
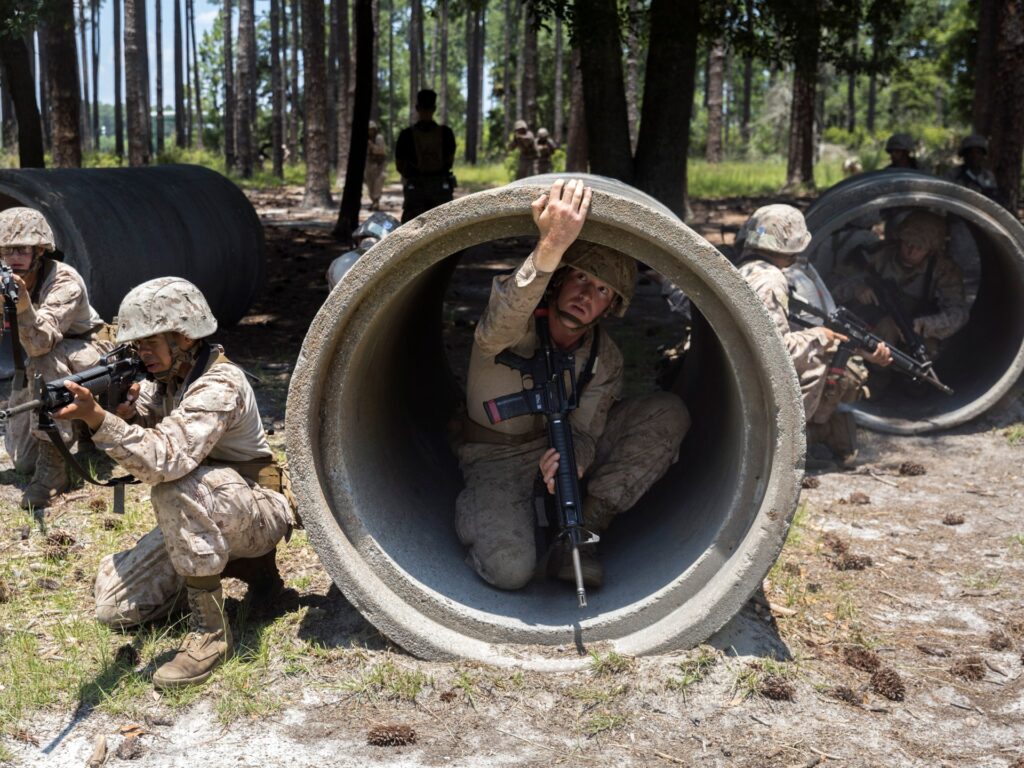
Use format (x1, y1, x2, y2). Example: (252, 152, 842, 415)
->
(863, 273, 932, 365)
(483, 307, 597, 608)
(0, 265, 17, 304)
(1, 344, 146, 511)
(789, 297, 953, 395)
(1, 265, 28, 388)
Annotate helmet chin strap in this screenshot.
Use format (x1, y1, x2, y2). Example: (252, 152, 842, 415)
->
(153, 334, 202, 385)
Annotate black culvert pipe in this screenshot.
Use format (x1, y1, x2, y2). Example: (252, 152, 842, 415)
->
(805, 170, 1024, 434)
(0, 165, 265, 327)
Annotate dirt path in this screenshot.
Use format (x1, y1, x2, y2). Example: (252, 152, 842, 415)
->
(2, 188, 1022, 767)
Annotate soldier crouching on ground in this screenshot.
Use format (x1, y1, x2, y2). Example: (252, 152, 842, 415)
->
(831, 210, 968, 364)
(455, 179, 690, 591)
(737, 205, 892, 466)
(0, 207, 115, 509)
(52, 277, 298, 690)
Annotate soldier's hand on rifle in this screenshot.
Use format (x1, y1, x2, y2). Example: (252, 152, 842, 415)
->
(539, 447, 584, 495)
(52, 380, 107, 431)
(115, 382, 142, 420)
(531, 179, 593, 273)
(860, 341, 893, 367)
(855, 285, 879, 306)
(11, 274, 30, 313)
(819, 327, 849, 346)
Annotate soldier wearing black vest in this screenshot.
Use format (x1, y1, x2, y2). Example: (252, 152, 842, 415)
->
(395, 89, 457, 223)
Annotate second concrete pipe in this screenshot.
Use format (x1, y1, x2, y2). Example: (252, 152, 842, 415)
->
(287, 175, 804, 668)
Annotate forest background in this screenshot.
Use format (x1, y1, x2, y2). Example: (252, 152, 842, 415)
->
(1, 0, 1023, 228)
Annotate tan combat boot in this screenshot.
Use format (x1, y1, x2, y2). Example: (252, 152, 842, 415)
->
(20, 441, 71, 510)
(152, 577, 233, 690)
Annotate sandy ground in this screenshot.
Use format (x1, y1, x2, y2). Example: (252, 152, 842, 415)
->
(2, 184, 1022, 767)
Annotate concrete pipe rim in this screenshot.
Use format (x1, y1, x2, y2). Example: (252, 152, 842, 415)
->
(286, 180, 804, 669)
(806, 172, 1024, 435)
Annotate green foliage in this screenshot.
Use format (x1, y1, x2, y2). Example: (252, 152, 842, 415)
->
(343, 657, 430, 700)
(667, 645, 719, 695)
(588, 650, 633, 676)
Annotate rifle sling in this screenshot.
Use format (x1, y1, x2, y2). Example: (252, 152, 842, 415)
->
(41, 420, 139, 489)
(4, 296, 27, 389)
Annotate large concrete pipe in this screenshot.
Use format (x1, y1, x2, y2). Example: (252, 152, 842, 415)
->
(805, 170, 1024, 434)
(0, 165, 264, 326)
(287, 175, 804, 669)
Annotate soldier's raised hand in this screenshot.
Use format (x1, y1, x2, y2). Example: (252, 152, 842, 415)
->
(531, 179, 593, 273)
(53, 380, 107, 430)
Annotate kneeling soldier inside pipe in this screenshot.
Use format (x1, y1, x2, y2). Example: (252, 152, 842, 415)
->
(830, 210, 968, 394)
(51, 277, 298, 690)
(737, 205, 893, 467)
(455, 178, 690, 596)
(0, 207, 115, 509)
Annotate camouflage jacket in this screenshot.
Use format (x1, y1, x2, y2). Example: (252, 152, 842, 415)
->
(465, 251, 624, 473)
(831, 243, 968, 341)
(738, 258, 838, 373)
(91, 351, 273, 486)
(17, 259, 105, 358)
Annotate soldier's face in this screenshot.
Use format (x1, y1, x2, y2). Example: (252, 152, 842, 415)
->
(0, 246, 37, 274)
(888, 150, 910, 167)
(135, 334, 174, 373)
(555, 269, 615, 329)
(899, 240, 929, 268)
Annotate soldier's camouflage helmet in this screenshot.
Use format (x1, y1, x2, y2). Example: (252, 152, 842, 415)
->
(537, 127, 550, 139)
(897, 210, 947, 253)
(959, 134, 988, 155)
(741, 204, 812, 256)
(561, 241, 637, 317)
(116, 277, 218, 343)
(0, 207, 55, 251)
(885, 133, 915, 153)
(514, 119, 528, 131)
(352, 211, 399, 243)
(368, 120, 378, 131)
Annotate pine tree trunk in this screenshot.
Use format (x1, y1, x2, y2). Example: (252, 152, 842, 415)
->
(90, 0, 99, 149)
(502, 0, 512, 136)
(972, 0, 999, 136)
(409, 0, 423, 121)
(112, 3, 122, 157)
(522, 3, 537, 129)
(124, 0, 149, 165)
(173, 0, 184, 147)
(184, 0, 191, 143)
(634, 0, 698, 218)
(188, 0, 203, 148)
(847, 71, 856, 131)
(336, 0, 351, 177)
(288, 0, 300, 161)
(439, 0, 448, 124)
(553, 16, 564, 145)
(1, 71, 17, 154)
(464, 6, 478, 163)
(327, 0, 339, 169)
(302, 0, 332, 206)
(236, 0, 255, 177)
(78, 0, 91, 148)
(38, 27, 53, 150)
(0, 35, 46, 167)
(45, 4, 82, 167)
(271, 0, 284, 177)
(786, 67, 817, 190)
(566, 46, 586, 172)
(334, 0, 373, 240)
(625, 0, 640, 151)
(223, 0, 235, 169)
(476, 2, 485, 155)
(574, 0, 632, 181)
(155, 0, 164, 153)
(387, 0, 394, 148)
(987, 0, 1024, 212)
(514, 1, 523, 120)
(139, 0, 152, 156)
(866, 40, 878, 132)
(705, 39, 725, 163)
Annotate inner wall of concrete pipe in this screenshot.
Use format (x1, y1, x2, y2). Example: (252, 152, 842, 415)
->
(287, 177, 803, 668)
(804, 171, 1024, 434)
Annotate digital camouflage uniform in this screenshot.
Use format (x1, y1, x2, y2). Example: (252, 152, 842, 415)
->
(364, 124, 388, 210)
(535, 129, 557, 175)
(92, 283, 295, 628)
(455, 246, 689, 589)
(508, 121, 538, 180)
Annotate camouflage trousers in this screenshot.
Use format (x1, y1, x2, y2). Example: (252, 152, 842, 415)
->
(792, 345, 868, 425)
(364, 161, 387, 203)
(455, 392, 690, 590)
(3, 335, 115, 473)
(94, 465, 293, 627)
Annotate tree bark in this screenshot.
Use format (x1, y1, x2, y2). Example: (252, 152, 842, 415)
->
(44, 9, 82, 167)
(139, 0, 152, 156)
(502, 0, 511, 137)
(0, 36, 45, 167)
(972, 0, 999, 137)
(336, 0, 351, 177)
(574, 0, 632, 181)
(327, 0, 339, 169)
(302, 0, 332, 207)
(78, 0, 91, 148)
(236, 0, 255, 176)
(634, 0, 698, 218)
(705, 39, 725, 163)
(187, 0, 203, 148)
(464, 6, 479, 163)
(271, 0, 284, 177)
(409, 0, 424, 121)
(786, 67, 817, 189)
(124, 0, 149, 165)
(334, 0, 373, 239)
(289, 0, 300, 161)
(223, 0, 236, 169)
(553, 15, 564, 143)
(156, 0, 164, 153)
(476, 2, 485, 156)
(90, 0, 99, 149)
(1, 71, 16, 154)
(987, 0, 1024, 212)
(625, 0, 640, 152)
(866, 38, 878, 132)
(387, 0, 394, 148)
(38, 27, 52, 150)
(439, 0, 448, 124)
(566, 45, 587, 172)
(522, 2, 537, 129)
(173, 0, 184, 147)
(184, 0, 191, 142)
(847, 71, 855, 132)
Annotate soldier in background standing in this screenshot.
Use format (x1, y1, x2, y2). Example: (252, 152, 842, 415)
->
(947, 135, 1001, 204)
(395, 89, 457, 223)
(535, 128, 557, 175)
(364, 121, 389, 212)
(508, 120, 538, 180)
(884, 133, 920, 170)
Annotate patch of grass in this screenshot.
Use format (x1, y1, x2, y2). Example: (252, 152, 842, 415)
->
(588, 650, 634, 676)
(452, 161, 510, 191)
(1003, 423, 1024, 445)
(783, 501, 811, 548)
(732, 657, 797, 701)
(667, 646, 719, 695)
(343, 658, 430, 701)
(567, 683, 628, 703)
(453, 670, 477, 707)
(1009, 534, 1024, 556)
(0, 741, 13, 762)
(581, 711, 626, 737)
(687, 158, 845, 199)
(963, 571, 1002, 590)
